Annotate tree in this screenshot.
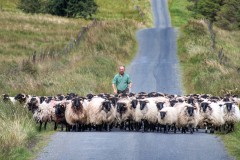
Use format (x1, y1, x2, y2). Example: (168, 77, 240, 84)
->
(18, 0, 42, 13)
(45, 0, 68, 16)
(188, 0, 224, 50)
(216, 0, 240, 30)
(66, 0, 98, 19)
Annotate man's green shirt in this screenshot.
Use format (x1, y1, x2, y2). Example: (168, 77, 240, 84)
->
(112, 73, 131, 91)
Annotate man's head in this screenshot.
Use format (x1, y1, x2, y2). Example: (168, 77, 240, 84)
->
(119, 66, 125, 75)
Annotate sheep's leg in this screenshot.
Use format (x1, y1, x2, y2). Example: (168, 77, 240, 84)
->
(141, 120, 145, 133)
(61, 123, 63, 131)
(189, 124, 193, 134)
(44, 121, 47, 130)
(54, 122, 57, 130)
(39, 121, 42, 131)
(165, 124, 169, 134)
(205, 125, 208, 133)
(173, 124, 177, 133)
(210, 124, 214, 134)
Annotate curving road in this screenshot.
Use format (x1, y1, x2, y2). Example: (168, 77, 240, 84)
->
(36, 0, 232, 160)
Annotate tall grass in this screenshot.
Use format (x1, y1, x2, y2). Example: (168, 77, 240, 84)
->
(0, 101, 37, 160)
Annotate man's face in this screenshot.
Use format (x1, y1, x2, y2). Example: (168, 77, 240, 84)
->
(119, 66, 125, 75)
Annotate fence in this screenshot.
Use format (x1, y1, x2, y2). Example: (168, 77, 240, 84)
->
(25, 19, 97, 64)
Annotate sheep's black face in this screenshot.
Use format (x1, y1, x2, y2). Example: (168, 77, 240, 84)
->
(46, 97, 53, 103)
(187, 98, 194, 105)
(156, 102, 164, 110)
(15, 93, 26, 103)
(187, 106, 194, 116)
(28, 97, 38, 113)
(55, 104, 65, 116)
(201, 102, 209, 112)
(170, 100, 178, 107)
(2, 94, 9, 102)
(160, 111, 166, 119)
(129, 93, 135, 97)
(139, 101, 148, 110)
(109, 97, 118, 107)
(226, 103, 233, 112)
(72, 98, 82, 109)
(57, 95, 65, 101)
(117, 103, 126, 113)
(40, 96, 46, 104)
(131, 100, 138, 109)
(102, 101, 111, 113)
(86, 93, 94, 100)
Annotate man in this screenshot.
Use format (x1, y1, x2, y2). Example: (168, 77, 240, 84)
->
(112, 66, 132, 94)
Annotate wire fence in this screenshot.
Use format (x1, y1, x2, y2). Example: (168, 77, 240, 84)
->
(24, 19, 97, 65)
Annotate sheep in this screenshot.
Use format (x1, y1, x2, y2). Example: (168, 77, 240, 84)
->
(54, 102, 70, 131)
(198, 101, 225, 133)
(87, 97, 115, 131)
(65, 97, 87, 131)
(175, 102, 200, 134)
(115, 97, 133, 131)
(32, 99, 60, 131)
(222, 102, 240, 133)
(2, 94, 17, 104)
(138, 98, 158, 132)
(157, 106, 178, 133)
(14, 93, 32, 107)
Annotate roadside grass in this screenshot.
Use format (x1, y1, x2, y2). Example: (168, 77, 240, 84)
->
(169, 0, 240, 159)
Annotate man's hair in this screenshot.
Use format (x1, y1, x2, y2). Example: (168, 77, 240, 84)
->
(119, 65, 125, 69)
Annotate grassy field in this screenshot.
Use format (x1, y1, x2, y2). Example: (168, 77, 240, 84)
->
(169, 0, 240, 159)
(0, 0, 152, 159)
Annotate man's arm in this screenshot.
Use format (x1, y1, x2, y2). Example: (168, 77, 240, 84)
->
(112, 83, 117, 94)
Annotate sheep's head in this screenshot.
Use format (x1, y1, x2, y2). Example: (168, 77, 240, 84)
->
(225, 102, 233, 112)
(109, 97, 118, 107)
(102, 101, 112, 113)
(2, 94, 9, 102)
(116, 102, 127, 113)
(187, 97, 195, 105)
(139, 100, 149, 110)
(185, 105, 196, 117)
(160, 111, 167, 119)
(72, 97, 83, 111)
(15, 93, 27, 103)
(169, 100, 178, 107)
(131, 99, 138, 109)
(200, 102, 211, 113)
(55, 103, 66, 116)
(156, 102, 165, 110)
(56, 94, 65, 101)
(40, 96, 46, 104)
(86, 93, 94, 100)
(28, 97, 39, 113)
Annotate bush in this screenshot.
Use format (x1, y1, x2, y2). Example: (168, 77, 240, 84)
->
(18, 0, 42, 13)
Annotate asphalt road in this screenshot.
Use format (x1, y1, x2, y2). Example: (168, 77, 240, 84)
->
(126, 0, 182, 94)
(36, 0, 232, 160)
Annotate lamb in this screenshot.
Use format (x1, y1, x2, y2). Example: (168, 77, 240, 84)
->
(65, 97, 87, 131)
(223, 102, 240, 133)
(87, 97, 115, 131)
(157, 106, 178, 133)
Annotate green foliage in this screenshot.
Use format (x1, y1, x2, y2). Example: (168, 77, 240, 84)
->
(216, 0, 240, 30)
(18, 0, 41, 13)
(18, 0, 98, 19)
(66, 0, 98, 18)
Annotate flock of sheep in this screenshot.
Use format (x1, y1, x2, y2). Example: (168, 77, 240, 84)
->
(2, 92, 240, 134)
